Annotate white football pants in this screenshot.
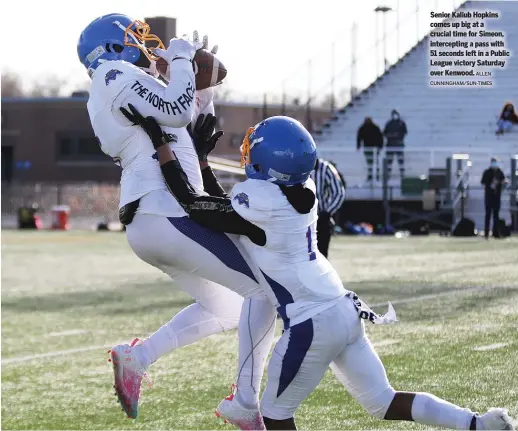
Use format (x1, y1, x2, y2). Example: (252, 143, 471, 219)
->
(126, 213, 276, 401)
(261, 295, 395, 420)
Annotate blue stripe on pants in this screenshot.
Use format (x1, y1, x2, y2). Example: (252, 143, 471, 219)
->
(277, 318, 314, 397)
(167, 216, 257, 283)
(261, 270, 294, 330)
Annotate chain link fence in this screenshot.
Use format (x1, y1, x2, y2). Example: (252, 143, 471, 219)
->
(1, 173, 244, 230)
(2, 182, 120, 229)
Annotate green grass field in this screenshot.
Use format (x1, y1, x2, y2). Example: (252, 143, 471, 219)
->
(2, 230, 518, 430)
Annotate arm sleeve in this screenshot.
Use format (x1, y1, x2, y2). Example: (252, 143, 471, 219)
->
(189, 198, 266, 246)
(356, 127, 362, 149)
(160, 160, 265, 245)
(325, 164, 346, 215)
(202, 167, 228, 198)
(115, 60, 196, 128)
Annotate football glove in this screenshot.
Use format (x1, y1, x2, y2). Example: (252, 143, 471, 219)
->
(120, 104, 170, 150)
(155, 35, 201, 63)
(187, 113, 224, 161)
(192, 30, 218, 54)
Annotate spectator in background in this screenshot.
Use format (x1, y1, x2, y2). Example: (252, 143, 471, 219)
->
(496, 102, 518, 135)
(383, 109, 407, 180)
(356, 117, 384, 182)
(311, 158, 346, 257)
(481, 157, 508, 239)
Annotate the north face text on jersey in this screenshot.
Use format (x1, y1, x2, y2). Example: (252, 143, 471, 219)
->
(131, 80, 195, 115)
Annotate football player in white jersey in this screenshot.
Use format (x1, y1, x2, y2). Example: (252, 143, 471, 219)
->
(77, 15, 276, 426)
(123, 106, 515, 431)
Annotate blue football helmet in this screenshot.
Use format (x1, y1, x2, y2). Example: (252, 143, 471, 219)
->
(77, 14, 165, 76)
(240, 116, 317, 186)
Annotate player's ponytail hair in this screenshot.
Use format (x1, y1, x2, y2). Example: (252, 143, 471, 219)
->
(278, 184, 315, 214)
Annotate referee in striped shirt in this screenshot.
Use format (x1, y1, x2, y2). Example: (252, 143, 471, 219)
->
(311, 158, 346, 257)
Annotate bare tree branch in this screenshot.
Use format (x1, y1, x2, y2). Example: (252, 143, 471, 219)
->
(29, 75, 68, 97)
(1, 72, 25, 97)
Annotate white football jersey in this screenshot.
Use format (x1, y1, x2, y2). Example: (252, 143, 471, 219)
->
(87, 59, 211, 217)
(231, 178, 347, 327)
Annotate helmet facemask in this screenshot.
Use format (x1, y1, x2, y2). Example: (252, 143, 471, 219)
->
(240, 127, 255, 168)
(114, 19, 165, 62)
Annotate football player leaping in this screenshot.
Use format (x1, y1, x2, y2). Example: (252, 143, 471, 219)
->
(123, 105, 515, 431)
(77, 15, 276, 427)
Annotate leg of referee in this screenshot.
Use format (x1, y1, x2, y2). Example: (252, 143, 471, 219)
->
(317, 212, 332, 258)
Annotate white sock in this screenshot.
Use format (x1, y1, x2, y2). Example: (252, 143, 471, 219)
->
(136, 303, 226, 368)
(235, 295, 276, 408)
(411, 392, 475, 430)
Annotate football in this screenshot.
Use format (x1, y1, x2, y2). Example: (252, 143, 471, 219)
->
(156, 49, 227, 90)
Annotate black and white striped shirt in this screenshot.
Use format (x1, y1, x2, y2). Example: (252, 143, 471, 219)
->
(310, 158, 346, 215)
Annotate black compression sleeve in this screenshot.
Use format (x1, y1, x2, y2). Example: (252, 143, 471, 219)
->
(201, 166, 228, 198)
(189, 196, 266, 246)
(160, 160, 266, 245)
(160, 160, 200, 205)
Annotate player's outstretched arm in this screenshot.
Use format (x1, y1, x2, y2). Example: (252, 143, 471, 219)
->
(201, 166, 228, 197)
(115, 37, 197, 129)
(121, 104, 266, 245)
(187, 113, 228, 198)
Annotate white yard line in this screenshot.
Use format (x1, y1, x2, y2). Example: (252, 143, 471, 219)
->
(46, 329, 89, 337)
(473, 343, 510, 351)
(2, 343, 117, 365)
(2, 285, 511, 366)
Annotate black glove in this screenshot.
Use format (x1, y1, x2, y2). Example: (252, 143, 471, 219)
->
(120, 103, 169, 150)
(187, 113, 224, 161)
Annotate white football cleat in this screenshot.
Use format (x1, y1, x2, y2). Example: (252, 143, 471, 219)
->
(216, 386, 265, 430)
(477, 408, 515, 430)
(108, 338, 151, 419)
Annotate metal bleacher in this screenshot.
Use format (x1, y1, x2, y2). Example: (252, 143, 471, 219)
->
(314, 0, 518, 229)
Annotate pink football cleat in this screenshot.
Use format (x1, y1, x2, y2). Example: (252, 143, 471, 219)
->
(108, 338, 150, 419)
(216, 385, 265, 430)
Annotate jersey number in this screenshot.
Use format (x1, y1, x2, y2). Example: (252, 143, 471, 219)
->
(306, 227, 317, 261)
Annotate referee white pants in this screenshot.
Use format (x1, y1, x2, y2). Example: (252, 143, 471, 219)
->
(261, 295, 395, 420)
(126, 213, 264, 329)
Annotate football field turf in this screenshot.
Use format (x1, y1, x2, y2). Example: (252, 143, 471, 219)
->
(2, 230, 517, 430)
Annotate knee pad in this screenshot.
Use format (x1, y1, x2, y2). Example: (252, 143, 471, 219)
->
(360, 386, 396, 419)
